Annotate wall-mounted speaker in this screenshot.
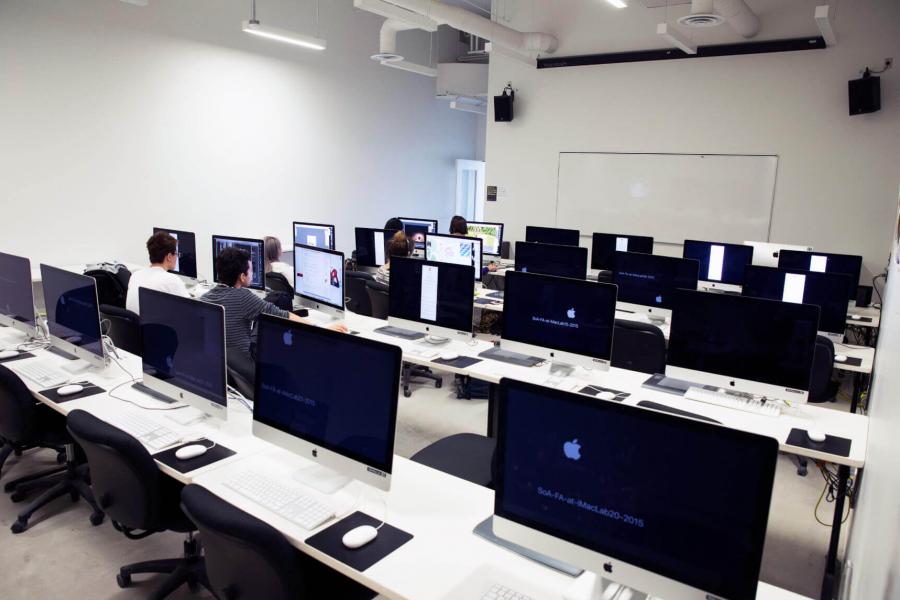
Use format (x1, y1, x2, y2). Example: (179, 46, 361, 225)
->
(849, 75, 881, 115)
(494, 88, 514, 122)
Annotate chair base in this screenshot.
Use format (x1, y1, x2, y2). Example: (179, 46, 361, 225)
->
(117, 536, 209, 600)
(10, 458, 104, 534)
(402, 363, 442, 398)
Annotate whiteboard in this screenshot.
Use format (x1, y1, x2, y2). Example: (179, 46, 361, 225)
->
(555, 153, 778, 245)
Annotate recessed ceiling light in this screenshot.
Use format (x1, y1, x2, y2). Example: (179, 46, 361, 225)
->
(606, 0, 627, 8)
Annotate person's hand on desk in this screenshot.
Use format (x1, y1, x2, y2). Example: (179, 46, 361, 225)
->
(328, 323, 349, 333)
(487, 262, 498, 272)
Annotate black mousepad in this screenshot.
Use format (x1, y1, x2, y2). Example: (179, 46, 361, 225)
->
(0, 352, 35, 365)
(837, 357, 863, 367)
(305, 511, 413, 572)
(432, 356, 482, 368)
(577, 385, 630, 401)
(785, 428, 851, 457)
(41, 382, 106, 403)
(153, 439, 236, 473)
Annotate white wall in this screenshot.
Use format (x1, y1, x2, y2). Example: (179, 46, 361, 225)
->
(0, 0, 481, 278)
(484, 0, 900, 279)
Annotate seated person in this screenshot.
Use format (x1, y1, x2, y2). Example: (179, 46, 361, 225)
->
(384, 217, 403, 231)
(264, 236, 293, 279)
(449, 215, 497, 273)
(126, 232, 189, 314)
(375, 232, 412, 285)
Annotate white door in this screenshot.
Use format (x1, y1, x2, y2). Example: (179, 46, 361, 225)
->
(456, 159, 486, 221)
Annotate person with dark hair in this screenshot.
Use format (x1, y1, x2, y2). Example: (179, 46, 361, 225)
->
(375, 231, 412, 285)
(449, 215, 468, 236)
(126, 231, 189, 314)
(384, 217, 403, 231)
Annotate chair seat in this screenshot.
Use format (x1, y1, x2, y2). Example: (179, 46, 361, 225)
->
(410, 433, 496, 488)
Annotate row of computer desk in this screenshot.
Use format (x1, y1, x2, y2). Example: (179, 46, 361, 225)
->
(1, 298, 868, 600)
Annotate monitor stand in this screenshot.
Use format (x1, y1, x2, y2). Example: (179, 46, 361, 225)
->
(549, 361, 576, 377)
(373, 325, 425, 340)
(47, 346, 80, 361)
(423, 335, 450, 345)
(473, 517, 582, 577)
(292, 462, 351, 495)
(564, 573, 647, 600)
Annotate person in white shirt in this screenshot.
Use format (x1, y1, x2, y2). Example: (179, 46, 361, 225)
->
(264, 236, 294, 280)
(125, 231, 189, 314)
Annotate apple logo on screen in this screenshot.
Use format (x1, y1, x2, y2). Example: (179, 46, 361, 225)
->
(566, 307, 576, 319)
(165, 355, 173, 369)
(283, 330, 293, 347)
(655, 295, 663, 304)
(563, 439, 581, 461)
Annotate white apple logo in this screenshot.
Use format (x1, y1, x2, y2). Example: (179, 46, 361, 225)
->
(567, 307, 576, 319)
(283, 330, 293, 346)
(655, 295, 663, 304)
(563, 439, 581, 461)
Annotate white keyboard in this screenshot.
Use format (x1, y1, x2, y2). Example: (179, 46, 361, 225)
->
(482, 584, 534, 600)
(12, 361, 69, 387)
(684, 386, 781, 417)
(406, 346, 440, 359)
(222, 471, 335, 530)
(115, 412, 183, 451)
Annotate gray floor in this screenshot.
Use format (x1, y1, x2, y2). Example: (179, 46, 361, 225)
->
(0, 373, 852, 599)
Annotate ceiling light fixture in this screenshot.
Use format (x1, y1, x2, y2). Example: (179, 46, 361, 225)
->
(605, 0, 628, 8)
(242, 0, 327, 51)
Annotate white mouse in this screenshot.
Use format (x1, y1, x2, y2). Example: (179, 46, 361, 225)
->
(175, 444, 209, 460)
(0, 349, 19, 359)
(341, 525, 379, 549)
(807, 430, 827, 443)
(834, 354, 848, 363)
(597, 391, 617, 401)
(850, 315, 862, 320)
(57, 384, 84, 397)
(439, 351, 459, 361)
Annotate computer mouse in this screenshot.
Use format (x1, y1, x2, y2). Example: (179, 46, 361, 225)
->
(597, 391, 617, 401)
(57, 384, 84, 397)
(439, 351, 459, 361)
(834, 354, 848, 363)
(807, 430, 827, 444)
(341, 525, 379, 549)
(175, 444, 209, 460)
(850, 314, 862, 320)
(0, 349, 19, 359)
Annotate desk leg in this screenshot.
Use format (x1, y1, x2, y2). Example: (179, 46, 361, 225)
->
(487, 383, 498, 438)
(850, 373, 861, 414)
(821, 464, 850, 600)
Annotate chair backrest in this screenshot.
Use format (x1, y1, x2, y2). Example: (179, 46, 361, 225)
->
(99, 304, 141, 356)
(0, 365, 38, 442)
(265, 272, 293, 294)
(85, 267, 131, 309)
(610, 318, 667, 375)
(365, 280, 390, 320)
(500, 241, 511, 260)
(345, 271, 375, 316)
(66, 409, 165, 530)
(181, 484, 305, 600)
(809, 335, 836, 403)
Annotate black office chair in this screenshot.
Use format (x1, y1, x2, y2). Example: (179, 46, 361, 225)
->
(793, 336, 841, 476)
(100, 304, 141, 356)
(500, 241, 511, 260)
(596, 271, 613, 284)
(610, 319, 667, 374)
(66, 410, 209, 597)
(0, 365, 104, 534)
(365, 280, 390, 320)
(227, 363, 255, 402)
(265, 271, 293, 294)
(345, 271, 375, 316)
(85, 266, 131, 309)
(410, 433, 496, 489)
(180, 485, 376, 600)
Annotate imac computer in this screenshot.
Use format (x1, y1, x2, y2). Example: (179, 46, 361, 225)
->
(152, 227, 198, 279)
(424, 233, 484, 282)
(466, 221, 504, 257)
(138, 288, 227, 419)
(211, 235, 265, 291)
(492, 377, 778, 600)
(525, 225, 580, 246)
(293, 222, 335, 250)
(293, 243, 345, 320)
(742, 266, 852, 344)
(591, 233, 653, 271)
(612, 252, 699, 322)
(501, 271, 617, 375)
(515, 242, 588, 280)
(355, 227, 400, 268)
(682, 240, 754, 293)
(399, 217, 438, 250)
(667, 289, 818, 404)
(777, 250, 862, 303)
(40, 265, 106, 369)
(744, 241, 813, 268)
(0, 252, 37, 337)
(380, 257, 474, 343)
(252, 315, 401, 492)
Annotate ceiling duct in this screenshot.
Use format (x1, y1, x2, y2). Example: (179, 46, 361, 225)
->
(676, 0, 723, 28)
(675, 0, 759, 38)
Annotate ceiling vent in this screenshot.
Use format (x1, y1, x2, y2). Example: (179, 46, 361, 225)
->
(676, 0, 724, 28)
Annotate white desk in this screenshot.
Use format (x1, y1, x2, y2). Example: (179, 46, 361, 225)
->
(845, 305, 880, 329)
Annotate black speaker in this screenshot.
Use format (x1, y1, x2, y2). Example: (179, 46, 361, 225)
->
(856, 285, 873, 307)
(494, 91, 514, 122)
(849, 75, 880, 115)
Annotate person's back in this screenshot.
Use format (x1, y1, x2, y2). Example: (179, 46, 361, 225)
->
(264, 236, 293, 280)
(375, 231, 412, 285)
(126, 232, 189, 314)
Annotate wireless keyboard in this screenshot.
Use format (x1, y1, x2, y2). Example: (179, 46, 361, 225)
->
(481, 584, 534, 600)
(115, 412, 183, 451)
(12, 362, 69, 388)
(223, 471, 335, 530)
(684, 387, 781, 417)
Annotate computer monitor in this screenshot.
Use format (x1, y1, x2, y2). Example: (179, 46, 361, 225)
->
(743, 241, 813, 268)
(424, 233, 483, 282)
(152, 227, 198, 279)
(613, 252, 700, 321)
(525, 225, 580, 246)
(293, 222, 335, 250)
(742, 265, 852, 342)
(514, 242, 587, 280)
(493, 378, 778, 600)
(293, 243, 345, 319)
(211, 235, 265, 291)
(591, 233, 653, 271)
(0, 252, 36, 336)
(667, 289, 818, 403)
(501, 271, 617, 373)
(777, 250, 862, 302)
(388, 257, 474, 341)
(355, 228, 400, 268)
(399, 217, 438, 250)
(252, 316, 401, 492)
(138, 288, 227, 418)
(40, 265, 105, 368)
(682, 240, 754, 291)
(466, 221, 504, 257)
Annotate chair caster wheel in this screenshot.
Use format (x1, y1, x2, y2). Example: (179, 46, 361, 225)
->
(435, 380, 443, 389)
(797, 467, 808, 477)
(10, 491, 26, 503)
(403, 389, 411, 398)
(10, 519, 27, 534)
(90, 512, 104, 526)
(117, 573, 132, 588)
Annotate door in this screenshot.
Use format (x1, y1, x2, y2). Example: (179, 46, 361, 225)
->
(455, 159, 486, 221)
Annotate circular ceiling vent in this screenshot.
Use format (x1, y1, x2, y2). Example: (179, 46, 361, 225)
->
(371, 53, 404, 62)
(677, 13, 725, 27)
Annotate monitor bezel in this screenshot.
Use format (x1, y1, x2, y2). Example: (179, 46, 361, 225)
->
(211, 234, 266, 291)
(776, 250, 862, 302)
(292, 221, 336, 250)
(354, 227, 400, 268)
(743, 241, 813, 268)
(292, 243, 346, 317)
(590, 232, 654, 271)
(514, 241, 588, 280)
(40, 264, 106, 368)
(386, 257, 475, 340)
(0, 251, 37, 335)
(524, 225, 580, 247)
(152, 227, 198, 279)
(682, 239, 754, 288)
(398, 217, 438, 250)
(424, 232, 484, 282)
(612, 252, 700, 321)
(466, 221, 505, 257)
